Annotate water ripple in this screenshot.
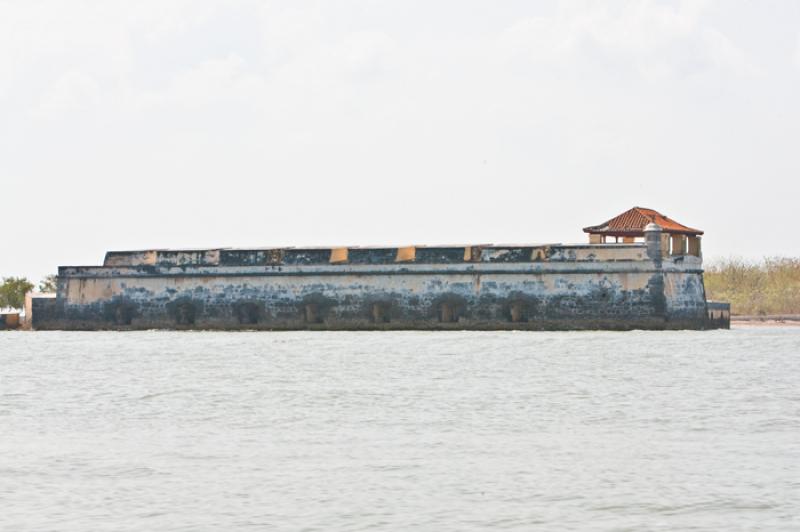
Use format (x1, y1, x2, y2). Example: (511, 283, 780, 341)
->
(1, 328, 798, 531)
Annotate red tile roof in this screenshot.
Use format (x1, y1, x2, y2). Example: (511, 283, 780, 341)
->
(583, 207, 703, 236)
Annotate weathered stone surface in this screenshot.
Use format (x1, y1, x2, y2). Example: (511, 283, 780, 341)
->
(33, 242, 724, 331)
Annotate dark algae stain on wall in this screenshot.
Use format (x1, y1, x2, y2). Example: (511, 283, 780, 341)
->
(29, 209, 729, 330)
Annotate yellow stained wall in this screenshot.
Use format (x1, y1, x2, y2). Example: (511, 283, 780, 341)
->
(395, 247, 416, 262)
(329, 248, 348, 264)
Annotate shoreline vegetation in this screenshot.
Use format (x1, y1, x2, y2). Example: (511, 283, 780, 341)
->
(705, 257, 800, 318)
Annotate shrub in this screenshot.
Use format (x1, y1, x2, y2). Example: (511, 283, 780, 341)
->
(705, 257, 800, 315)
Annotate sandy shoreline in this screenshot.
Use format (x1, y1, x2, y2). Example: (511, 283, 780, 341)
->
(731, 317, 800, 328)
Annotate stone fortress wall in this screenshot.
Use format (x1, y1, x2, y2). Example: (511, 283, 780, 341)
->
(31, 225, 726, 330)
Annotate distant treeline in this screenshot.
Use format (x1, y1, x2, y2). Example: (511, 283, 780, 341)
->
(704, 257, 800, 316)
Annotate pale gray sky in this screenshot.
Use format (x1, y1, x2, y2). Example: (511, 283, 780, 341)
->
(2, 0, 800, 283)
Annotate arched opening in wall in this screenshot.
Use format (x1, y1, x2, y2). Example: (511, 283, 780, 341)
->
(509, 301, 526, 323)
(439, 302, 458, 323)
(372, 303, 390, 323)
(235, 303, 260, 325)
(115, 305, 133, 326)
(105, 300, 135, 326)
(175, 302, 196, 326)
(304, 303, 322, 324)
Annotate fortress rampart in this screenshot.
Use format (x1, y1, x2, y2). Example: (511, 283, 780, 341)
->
(31, 224, 727, 330)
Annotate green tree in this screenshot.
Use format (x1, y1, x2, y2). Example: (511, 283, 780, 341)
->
(39, 274, 58, 293)
(0, 277, 34, 310)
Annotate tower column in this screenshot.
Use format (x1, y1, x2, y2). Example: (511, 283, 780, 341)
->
(644, 223, 663, 265)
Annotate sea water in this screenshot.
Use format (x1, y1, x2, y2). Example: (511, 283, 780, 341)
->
(1, 329, 798, 531)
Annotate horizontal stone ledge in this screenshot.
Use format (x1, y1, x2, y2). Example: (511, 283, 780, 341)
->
(57, 265, 704, 279)
(63, 262, 658, 274)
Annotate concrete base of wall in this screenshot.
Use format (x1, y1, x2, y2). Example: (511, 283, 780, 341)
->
(0, 313, 21, 330)
(32, 317, 721, 332)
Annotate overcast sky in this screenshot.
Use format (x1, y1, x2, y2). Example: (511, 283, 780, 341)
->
(2, 0, 800, 282)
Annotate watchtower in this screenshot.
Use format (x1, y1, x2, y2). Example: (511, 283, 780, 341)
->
(583, 206, 703, 257)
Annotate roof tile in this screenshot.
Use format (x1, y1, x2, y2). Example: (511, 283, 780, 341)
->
(583, 207, 703, 236)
